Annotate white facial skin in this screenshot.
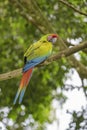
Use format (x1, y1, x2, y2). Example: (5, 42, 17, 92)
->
(52, 37, 57, 43)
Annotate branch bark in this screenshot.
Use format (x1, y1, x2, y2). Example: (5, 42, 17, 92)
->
(59, 0, 87, 16)
(0, 41, 87, 81)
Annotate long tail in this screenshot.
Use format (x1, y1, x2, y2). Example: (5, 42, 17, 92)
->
(13, 68, 33, 104)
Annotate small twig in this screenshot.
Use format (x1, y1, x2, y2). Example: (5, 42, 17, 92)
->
(81, 78, 87, 99)
(63, 84, 82, 91)
(59, 0, 87, 16)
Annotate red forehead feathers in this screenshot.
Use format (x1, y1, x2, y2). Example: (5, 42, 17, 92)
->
(51, 34, 58, 38)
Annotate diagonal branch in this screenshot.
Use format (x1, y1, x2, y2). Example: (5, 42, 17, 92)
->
(49, 41, 87, 62)
(0, 41, 87, 81)
(59, 0, 87, 16)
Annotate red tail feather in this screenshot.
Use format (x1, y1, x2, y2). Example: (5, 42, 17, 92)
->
(13, 68, 33, 104)
(20, 68, 33, 88)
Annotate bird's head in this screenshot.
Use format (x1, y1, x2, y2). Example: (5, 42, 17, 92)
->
(41, 34, 58, 44)
(47, 34, 58, 44)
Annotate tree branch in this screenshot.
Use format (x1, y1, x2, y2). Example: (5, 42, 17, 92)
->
(0, 41, 87, 81)
(0, 68, 22, 81)
(49, 41, 87, 62)
(59, 0, 87, 16)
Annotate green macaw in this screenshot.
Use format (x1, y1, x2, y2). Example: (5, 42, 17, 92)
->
(13, 34, 58, 104)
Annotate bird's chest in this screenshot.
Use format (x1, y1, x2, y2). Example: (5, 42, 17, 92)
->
(38, 43, 52, 55)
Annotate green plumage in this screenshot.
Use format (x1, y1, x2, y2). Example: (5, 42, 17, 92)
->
(24, 34, 53, 61)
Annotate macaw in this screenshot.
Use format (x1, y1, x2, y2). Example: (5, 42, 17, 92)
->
(13, 34, 58, 104)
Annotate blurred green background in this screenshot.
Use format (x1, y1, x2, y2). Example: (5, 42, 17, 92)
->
(0, 0, 87, 130)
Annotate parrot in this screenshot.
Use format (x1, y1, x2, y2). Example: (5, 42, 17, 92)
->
(13, 34, 58, 104)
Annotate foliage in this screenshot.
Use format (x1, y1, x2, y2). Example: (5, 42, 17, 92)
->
(67, 106, 87, 130)
(0, 0, 87, 130)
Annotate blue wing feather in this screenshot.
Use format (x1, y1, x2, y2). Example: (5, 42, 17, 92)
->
(23, 56, 48, 72)
(19, 87, 26, 104)
(13, 89, 21, 105)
